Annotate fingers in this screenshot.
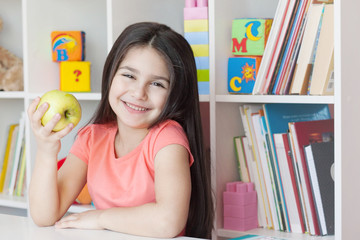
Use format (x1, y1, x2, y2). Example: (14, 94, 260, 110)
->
(55, 214, 79, 229)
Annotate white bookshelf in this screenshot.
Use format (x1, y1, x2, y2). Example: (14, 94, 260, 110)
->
(1, 0, 359, 239)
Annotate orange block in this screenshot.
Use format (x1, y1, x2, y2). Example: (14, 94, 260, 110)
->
(51, 31, 85, 62)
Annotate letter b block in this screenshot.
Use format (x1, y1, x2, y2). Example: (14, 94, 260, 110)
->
(51, 31, 85, 62)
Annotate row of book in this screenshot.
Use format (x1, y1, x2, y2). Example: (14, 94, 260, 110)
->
(233, 103, 334, 236)
(252, 0, 334, 95)
(0, 112, 27, 197)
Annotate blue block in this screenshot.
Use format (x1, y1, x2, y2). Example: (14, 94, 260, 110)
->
(228, 57, 261, 94)
(195, 56, 209, 70)
(185, 32, 209, 45)
(198, 81, 209, 95)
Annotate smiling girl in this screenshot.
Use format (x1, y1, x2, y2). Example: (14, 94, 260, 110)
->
(27, 22, 213, 238)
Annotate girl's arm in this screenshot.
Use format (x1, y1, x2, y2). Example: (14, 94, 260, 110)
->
(27, 97, 87, 226)
(56, 144, 191, 238)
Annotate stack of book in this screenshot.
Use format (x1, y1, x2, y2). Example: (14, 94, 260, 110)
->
(0, 112, 27, 197)
(233, 104, 334, 236)
(252, 0, 334, 95)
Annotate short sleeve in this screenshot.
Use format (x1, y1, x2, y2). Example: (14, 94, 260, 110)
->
(151, 121, 194, 166)
(69, 125, 92, 164)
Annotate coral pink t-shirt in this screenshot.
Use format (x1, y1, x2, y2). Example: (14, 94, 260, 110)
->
(69, 120, 194, 210)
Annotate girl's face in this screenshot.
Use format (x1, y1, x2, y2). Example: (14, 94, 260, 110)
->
(109, 46, 170, 129)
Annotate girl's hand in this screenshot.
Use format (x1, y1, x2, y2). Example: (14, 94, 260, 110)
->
(55, 210, 105, 230)
(27, 97, 74, 155)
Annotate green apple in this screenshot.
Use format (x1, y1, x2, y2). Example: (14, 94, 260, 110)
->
(37, 90, 82, 132)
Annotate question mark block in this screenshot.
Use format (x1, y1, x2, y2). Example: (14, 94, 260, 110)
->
(228, 56, 262, 94)
(60, 61, 91, 92)
(231, 18, 273, 56)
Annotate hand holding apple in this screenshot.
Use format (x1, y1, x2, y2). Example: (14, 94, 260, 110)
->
(37, 90, 82, 132)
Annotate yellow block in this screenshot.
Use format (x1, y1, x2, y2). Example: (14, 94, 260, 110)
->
(60, 61, 91, 92)
(191, 44, 209, 57)
(184, 19, 209, 32)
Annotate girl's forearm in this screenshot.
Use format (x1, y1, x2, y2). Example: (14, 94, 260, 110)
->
(98, 202, 187, 238)
(29, 151, 60, 226)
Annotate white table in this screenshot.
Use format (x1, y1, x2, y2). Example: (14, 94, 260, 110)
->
(0, 214, 200, 240)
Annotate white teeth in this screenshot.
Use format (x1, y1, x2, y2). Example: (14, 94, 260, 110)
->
(125, 102, 147, 111)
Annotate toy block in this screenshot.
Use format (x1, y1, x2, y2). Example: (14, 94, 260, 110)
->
(224, 203, 257, 218)
(184, 19, 209, 32)
(185, 32, 209, 45)
(51, 31, 85, 62)
(185, 0, 196, 7)
(197, 69, 209, 82)
(224, 215, 258, 231)
(184, 7, 208, 20)
(60, 61, 91, 92)
(231, 18, 272, 56)
(223, 181, 256, 205)
(197, 0, 208, 7)
(194, 56, 209, 70)
(228, 56, 262, 94)
(198, 81, 209, 95)
(191, 44, 209, 57)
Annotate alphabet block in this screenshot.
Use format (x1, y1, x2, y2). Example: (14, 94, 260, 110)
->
(228, 56, 262, 94)
(51, 31, 85, 62)
(231, 18, 272, 56)
(60, 61, 91, 92)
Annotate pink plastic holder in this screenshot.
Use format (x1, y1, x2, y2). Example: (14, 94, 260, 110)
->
(223, 181, 258, 231)
(224, 215, 258, 231)
(184, 7, 208, 20)
(223, 203, 257, 218)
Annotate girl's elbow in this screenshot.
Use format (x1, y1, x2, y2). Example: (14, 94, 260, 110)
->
(156, 214, 187, 238)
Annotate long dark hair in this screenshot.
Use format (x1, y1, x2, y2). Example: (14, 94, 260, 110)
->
(90, 22, 214, 238)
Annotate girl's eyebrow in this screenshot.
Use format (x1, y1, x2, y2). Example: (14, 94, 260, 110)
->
(119, 66, 170, 82)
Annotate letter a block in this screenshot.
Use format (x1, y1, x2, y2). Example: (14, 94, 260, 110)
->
(223, 181, 258, 231)
(60, 61, 91, 92)
(228, 56, 262, 94)
(232, 18, 272, 56)
(51, 31, 85, 62)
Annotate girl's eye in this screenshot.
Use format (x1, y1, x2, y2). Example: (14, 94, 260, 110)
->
(151, 82, 166, 89)
(122, 73, 134, 79)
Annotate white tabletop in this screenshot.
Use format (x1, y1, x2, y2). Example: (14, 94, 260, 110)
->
(0, 214, 200, 240)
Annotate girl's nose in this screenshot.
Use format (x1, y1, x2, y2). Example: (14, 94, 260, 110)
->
(131, 83, 147, 100)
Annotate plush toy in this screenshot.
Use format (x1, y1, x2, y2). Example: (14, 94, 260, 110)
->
(0, 18, 24, 91)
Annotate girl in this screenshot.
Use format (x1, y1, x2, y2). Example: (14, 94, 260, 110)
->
(28, 22, 214, 238)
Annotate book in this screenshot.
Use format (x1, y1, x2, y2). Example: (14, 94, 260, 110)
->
(253, 0, 293, 94)
(309, 4, 334, 95)
(15, 144, 26, 197)
(234, 136, 250, 182)
(251, 112, 280, 231)
(274, 133, 305, 233)
(0, 124, 19, 193)
(230, 234, 287, 240)
(289, 3, 325, 95)
(239, 104, 272, 229)
(271, 0, 311, 95)
(8, 112, 25, 195)
(288, 118, 334, 235)
(262, 103, 331, 234)
(304, 141, 334, 235)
